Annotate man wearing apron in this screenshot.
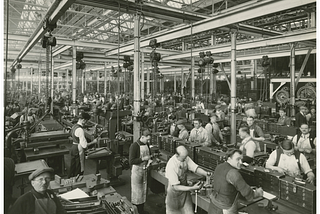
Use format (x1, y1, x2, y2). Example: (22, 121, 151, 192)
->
(209, 149, 263, 214)
(69, 112, 97, 178)
(165, 146, 209, 214)
(9, 167, 66, 214)
(246, 116, 265, 152)
(129, 129, 152, 214)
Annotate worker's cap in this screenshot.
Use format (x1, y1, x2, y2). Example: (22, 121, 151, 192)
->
(310, 105, 316, 110)
(280, 139, 294, 152)
(215, 105, 221, 109)
(176, 119, 186, 125)
(29, 167, 54, 181)
(299, 106, 308, 110)
(79, 112, 91, 120)
(141, 129, 151, 137)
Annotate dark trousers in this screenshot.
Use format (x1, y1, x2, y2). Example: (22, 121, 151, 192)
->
(69, 144, 81, 178)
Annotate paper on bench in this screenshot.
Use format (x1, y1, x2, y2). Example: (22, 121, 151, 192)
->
(59, 188, 89, 200)
(263, 191, 276, 200)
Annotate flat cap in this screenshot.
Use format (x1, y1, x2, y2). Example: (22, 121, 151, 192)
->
(142, 129, 151, 137)
(176, 119, 186, 125)
(29, 167, 54, 181)
(79, 112, 91, 120)
(215, 105, 221, 109)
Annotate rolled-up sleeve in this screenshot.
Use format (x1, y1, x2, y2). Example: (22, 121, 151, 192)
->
(226, 168, 254, 201)
(75, 128, 88, 149)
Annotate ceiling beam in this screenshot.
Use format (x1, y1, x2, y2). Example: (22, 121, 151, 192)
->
(5, 34, 118, 49)
(10, 0, 76, 68)
(162, 28, 316, 60)
(105, 0, 315, 56)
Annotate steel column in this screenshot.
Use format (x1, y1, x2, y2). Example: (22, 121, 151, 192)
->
(191, 57, 195, 99)
(290, 43, 296, 116)
(72, 46, 77, 113)
(141, 54, 145, 101)
(147, 65, 150, 95)
(133, 13, 141, 142)
(230, 30, 237, 146)
(104, 62, 107, 95)
(51, 56, 54, 114)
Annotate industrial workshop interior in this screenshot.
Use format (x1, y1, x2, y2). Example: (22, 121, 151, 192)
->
(3, 0, 319, 214)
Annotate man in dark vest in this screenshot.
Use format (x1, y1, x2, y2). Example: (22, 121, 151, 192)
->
(292, 123, 316, 154)
(69, 112, 97, 178)
(266, 139, 315, 184)
(9, 167, 66, 214)
(209, 149, 263, 214)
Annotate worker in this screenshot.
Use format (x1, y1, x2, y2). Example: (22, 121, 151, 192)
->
(205, 114, 223, 145)
(4, 157, 15, 214)
(277, 108, 291, 126)
(209, 149, 263, 214)
(189, 118, 211, 146)
(265, 139, 315, 184)
(20, 108, 36, 126)
(295, 106, 308, 128)
(292, 123, 316, 154)
(129, 129, 152, 214)
(246, 116, 265, 151)
(176, 119, 189, 140)
(9, 167, 66, 214)
(167, 114, 179, 137)
(215, 105, 225, 128)
(165, 146, 209, 213)
(69, 112, 97, 178)
(238, 127, 257, 164)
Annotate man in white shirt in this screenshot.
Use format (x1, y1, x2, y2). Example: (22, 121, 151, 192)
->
(238, 127, 257, 164)
(189, 118, 210, 147)
(165, 146, 209, 213)
(265, 139, 315, 184)
(205, 115, 223, 145)
(69, 112, 97, 177)
(292, 123, 316, 154)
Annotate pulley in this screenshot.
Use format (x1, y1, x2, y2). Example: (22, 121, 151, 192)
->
(275, 90, 289, 104)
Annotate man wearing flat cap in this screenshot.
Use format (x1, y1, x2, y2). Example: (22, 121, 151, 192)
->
(266, 139, 315, 184)
(129, 128, 152, 214)
(9, 167, 66, 214)
(69, 112, 98, 178)
(176, 119, 189, 140)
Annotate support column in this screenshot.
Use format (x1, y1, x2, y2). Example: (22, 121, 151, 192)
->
(30, 68, 33, 95)
(181, 68, 184, 95)
(230, 30, 237, 146)
(141, 54, 145, 101)
(133, 13, 141, 142)
(97, 71, 99, 93)
(104, 62, 107, 96)
(290, 43, 296, 117)
(51, 56, 54, 114)
(174, 70, 176, 93)
(38, 60, 41, 100)
(191, 57, 195, 99)
(66, 69, 69, 91)
(211, 34, 216, 46)
(72, 46, 77, 115)
(146, 65, 150, 95)
(310, 11, 316, 28)
(82, 69, 85, 94)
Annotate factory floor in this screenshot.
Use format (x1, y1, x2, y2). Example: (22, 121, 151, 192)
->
(11, 141, 208, 214)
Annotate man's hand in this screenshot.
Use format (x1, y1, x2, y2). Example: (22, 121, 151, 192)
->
(273, 166, 285, 174)
(192, 181, 203, 191)
(142, 155, 151, 161)
(306, 172, 315, 184)
(254, 187, 264, 198)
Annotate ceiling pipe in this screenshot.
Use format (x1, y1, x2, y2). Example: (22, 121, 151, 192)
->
(10, 0, 76, 68)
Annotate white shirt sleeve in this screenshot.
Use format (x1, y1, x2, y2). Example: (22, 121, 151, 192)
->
(186, 156, 198, 173)
(245, 140, 256, 158)
(299, 153, 312, 174)
(266, 150, 277, 167)
(75, 127, 88, 149)
(292, 135, 298, 147)
(165, 158, 180, 186)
